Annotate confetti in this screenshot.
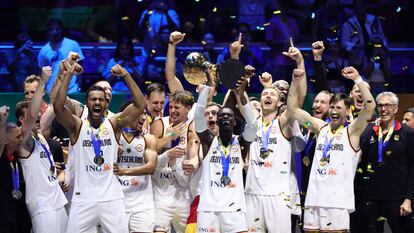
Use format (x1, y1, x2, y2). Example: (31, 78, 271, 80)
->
(229, 202, 235, 207)
(254, 218, 260, 222)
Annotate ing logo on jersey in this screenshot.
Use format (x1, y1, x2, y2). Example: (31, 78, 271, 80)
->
(198, 227, 216, 233)
(316, 168, 338, 176)
(85, 163, 112, 172)
(136, 144, 143, 152)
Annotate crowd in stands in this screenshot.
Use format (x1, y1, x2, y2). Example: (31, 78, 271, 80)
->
(0, 0, 412, 94)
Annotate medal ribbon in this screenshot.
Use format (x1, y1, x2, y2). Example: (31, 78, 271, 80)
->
(304, 131, 316, 156)
(86, 119, 105, 159)
(377, 120, 395, 163)
(322, 125, 344, 159)
(261, 118, 275, 152)
(33, 134, 55, 173)
(123, 127, 138, 135)
(218, 137, 234, 178)
(7, 153, 20, 192)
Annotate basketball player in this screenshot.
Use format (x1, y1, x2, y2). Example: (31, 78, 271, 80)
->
(114, 100, 158, 233)
(150, 90, 198, 233)
(288, 66, 375, 232)
(15, 66, 69, 233)
(53, 63, 146, 233)
(194, 82, 258, 233)
(183, 102, 221, 233)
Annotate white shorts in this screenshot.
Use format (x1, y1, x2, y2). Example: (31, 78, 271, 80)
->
(245, 194, 291, 233)
(303, 206, 350, 231)
(67, 199, 128, 233)
(154, 203, 189, 233)
(127, 209, 155, 233)
(197, 211, 247, 233)
(32, 207, 68, 233)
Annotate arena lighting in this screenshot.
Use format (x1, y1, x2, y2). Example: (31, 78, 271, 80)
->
(311, 12, 315, 19)
(195, 0, 200, 2)
(273, 10, 281, 15)
(137, 0, 142, 2)
(396, 6, 401, 13)
(212, 7, 217, 12)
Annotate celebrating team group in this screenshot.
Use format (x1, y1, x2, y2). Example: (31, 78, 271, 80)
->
(1, 30, 413, 233)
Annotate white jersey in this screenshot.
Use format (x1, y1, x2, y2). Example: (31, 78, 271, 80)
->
(117, 133, 154, 211)
(305, 125, 360, 211)
(189, 146, 204, 198)
(198, 136, 246, 212)
(245, 117, 292, 196)
(152, 117, 191, 205)
(70, 118, 123, 203)
(81, 105, 114, 120)
(19, 134, 67, 217)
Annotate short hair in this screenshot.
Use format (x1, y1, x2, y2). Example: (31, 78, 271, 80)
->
(272, 80, 289, 89)
(317, 90, 334, 99)
(86, 85, 107, 102)
(249, 96, 259, 102)
(261, 86, 280, 95)
(404, 107, 414, 115)
(329, 93, 352, 109)
(206, 102, 222, 109)
(376, 91, 399, 106)
(170, 90, 194, 107)
(24, 75, 41, 85)
(119, 98, 134, 112)
(146, 83, 165, 97)
(15, 101, 30, 126)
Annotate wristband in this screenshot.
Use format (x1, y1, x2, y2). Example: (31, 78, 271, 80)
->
(354, 76, 363, 84)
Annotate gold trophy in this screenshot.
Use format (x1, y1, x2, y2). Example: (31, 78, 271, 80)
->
(183, 52, 245, 89)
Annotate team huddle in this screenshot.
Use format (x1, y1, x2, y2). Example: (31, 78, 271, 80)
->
(0, 31, 413, 233)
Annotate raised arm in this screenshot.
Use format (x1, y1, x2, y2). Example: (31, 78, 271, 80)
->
(53, 63, 82, 143)
(344, 67, 375, 150)
(312, 41, 330, 92)
(165, 31, 185, 93)
(234, 84, 258, 161)
(21, 67, 50, 144)
(195, 85, 214, 158)
(282, 39, 306, 106)
(0, 106, 9, 157)
(113, 134, 158, 176)
(109, 64, 146, 139)
(287, 69, 326, 134)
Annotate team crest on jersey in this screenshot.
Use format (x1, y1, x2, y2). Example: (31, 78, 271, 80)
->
(271, 126, 277, 134)
(231, 144, 239, 152)
(126, 147, 131, 153)
(135, 144, 143, 152)
(102, 128, 109, 136)
(369, 136, 376, 143)
(335, 133, 342, 140)
(179, 136, 185, 145)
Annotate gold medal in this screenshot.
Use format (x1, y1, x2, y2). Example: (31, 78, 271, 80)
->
(302, 156, 310, 167)
(319, 158, 328, 167)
